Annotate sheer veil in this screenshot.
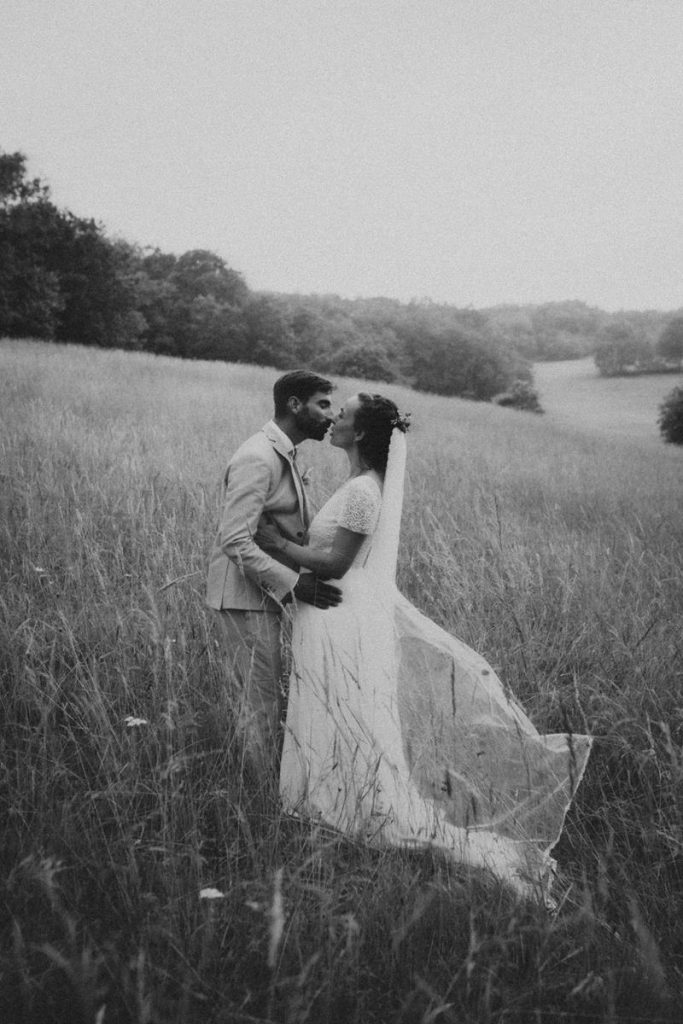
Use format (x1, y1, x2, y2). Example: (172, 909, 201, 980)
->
(283, 422, 592, 900)
(364, 428, 407, 585)
(359, 425, 591, 896)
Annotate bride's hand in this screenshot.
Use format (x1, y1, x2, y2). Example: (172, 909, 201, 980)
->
(255, 519, 287, 552)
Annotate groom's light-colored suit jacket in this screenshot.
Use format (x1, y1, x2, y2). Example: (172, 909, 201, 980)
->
(206, 421, 308, 611)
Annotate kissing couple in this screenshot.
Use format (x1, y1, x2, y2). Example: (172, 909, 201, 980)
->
(206, 370, 591, 898)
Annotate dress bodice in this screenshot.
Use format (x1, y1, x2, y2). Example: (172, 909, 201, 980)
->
(307, 475, 382, 572)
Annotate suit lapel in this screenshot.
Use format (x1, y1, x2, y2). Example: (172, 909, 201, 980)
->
(262, 423, 310, 528)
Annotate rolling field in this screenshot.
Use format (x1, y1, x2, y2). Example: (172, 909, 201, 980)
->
(1, 339, 682, 1023)
(534, 358, 683, 445)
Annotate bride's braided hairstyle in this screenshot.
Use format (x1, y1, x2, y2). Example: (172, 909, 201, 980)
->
(354, 393, 410, 473)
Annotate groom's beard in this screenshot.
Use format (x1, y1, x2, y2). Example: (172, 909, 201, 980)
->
(295, 409, 330, 441)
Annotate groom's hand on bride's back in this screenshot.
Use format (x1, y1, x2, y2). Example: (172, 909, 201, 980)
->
(293, 574, 342, 609)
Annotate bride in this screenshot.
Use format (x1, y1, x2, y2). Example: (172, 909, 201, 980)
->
(260, 392, 591, 898)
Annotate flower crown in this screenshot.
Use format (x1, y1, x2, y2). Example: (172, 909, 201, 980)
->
(391, 411, 411, 433)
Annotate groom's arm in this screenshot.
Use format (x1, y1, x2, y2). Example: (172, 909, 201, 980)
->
(289, 573, 342, 608)
(216, 448, 299, 603)
(263, 526, 365, 580)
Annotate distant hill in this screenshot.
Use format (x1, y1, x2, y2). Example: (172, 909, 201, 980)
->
(534, 357, 683, 445)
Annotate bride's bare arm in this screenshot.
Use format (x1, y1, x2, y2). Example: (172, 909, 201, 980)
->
(260, 524, 366, 579)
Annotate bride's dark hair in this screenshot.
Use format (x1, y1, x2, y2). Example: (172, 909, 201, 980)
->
(354, 393, 410, 473)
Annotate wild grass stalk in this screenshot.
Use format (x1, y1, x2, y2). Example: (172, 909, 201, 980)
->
(1, 340, 681, 1022)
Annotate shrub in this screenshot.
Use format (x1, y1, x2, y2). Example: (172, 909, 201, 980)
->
(492, 379, 544, 414)
(658, 386, 683, 444)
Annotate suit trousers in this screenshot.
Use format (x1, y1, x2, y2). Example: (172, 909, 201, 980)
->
(213, 608, 284, 779)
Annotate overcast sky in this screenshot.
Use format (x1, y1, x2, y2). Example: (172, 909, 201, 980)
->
(3, 0, 682, 311)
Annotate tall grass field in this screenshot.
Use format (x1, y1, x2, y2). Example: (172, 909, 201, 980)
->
(1, 339, 682, 1023)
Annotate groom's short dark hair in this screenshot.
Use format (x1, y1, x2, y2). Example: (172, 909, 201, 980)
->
(273, 370, 334, 416)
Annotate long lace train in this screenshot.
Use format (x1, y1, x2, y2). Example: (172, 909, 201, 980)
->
(281, 567, 591, 898)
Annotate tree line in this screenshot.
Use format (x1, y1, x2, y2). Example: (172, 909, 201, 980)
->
(593, 316, 683, 376)
(2, 150, 681, 400)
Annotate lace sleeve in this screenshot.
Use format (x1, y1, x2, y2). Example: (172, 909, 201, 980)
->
(338, 477, 381, 535)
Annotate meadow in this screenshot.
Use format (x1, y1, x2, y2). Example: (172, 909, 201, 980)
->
(533, 359, 683, 446)
(1, 338, 682, 1024)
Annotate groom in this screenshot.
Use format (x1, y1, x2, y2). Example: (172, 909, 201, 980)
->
(206, 369, 341, 779)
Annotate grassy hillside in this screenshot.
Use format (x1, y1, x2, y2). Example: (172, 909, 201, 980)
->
(1, 340, 682, 1023)
(534, 358, 683, 445)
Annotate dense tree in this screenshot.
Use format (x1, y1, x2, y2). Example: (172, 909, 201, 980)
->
(0, 153, 63, 337)
(403, 327, 520, 400)
(656, 316, 683, 369)
(288, 306, 327, 364)
(130, 247, 249, 358)
(0, 150, 141, 347)
(275, 294, 532, 399)
(531, 301, 603, 360)
(186, 295, 248, 361)
(0, 151, 49, 205)
(133, 260, 181, 354)
(170, 249, 249, 307)
(50, 218, 143, 348)
(486, 307, 537, 359)
(320, 342, 397, 382)
(242, 295, 297, 368)
(594, 321, 654, 376)
(483, 301, 606, 361)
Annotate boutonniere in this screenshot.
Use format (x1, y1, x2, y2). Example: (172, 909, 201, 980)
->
(300, 467, 314, 487)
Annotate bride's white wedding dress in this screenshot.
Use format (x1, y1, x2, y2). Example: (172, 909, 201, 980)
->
(280, 434, 591, 897)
